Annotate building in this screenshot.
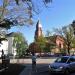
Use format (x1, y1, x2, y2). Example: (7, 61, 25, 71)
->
(0, 32, 16, 57)
(46, 35, 65, 53)
(34, 20, 43, 40)
(0, 40, 8, 57)
(6, 32, 16, 56)
(34, 20, 65, 53)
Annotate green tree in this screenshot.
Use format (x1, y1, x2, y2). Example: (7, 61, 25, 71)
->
(0, 0, 52, 43)
(13, 32, 28, 57)
(35, 36, 46, 53)
(45, 30, 56, 53)
(54, 25, 75, 55)
(29, 42, 40, 53)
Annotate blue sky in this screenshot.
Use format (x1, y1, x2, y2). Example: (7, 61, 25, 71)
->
(1, 0, 75, 44)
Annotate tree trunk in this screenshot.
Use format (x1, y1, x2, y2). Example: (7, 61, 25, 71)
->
(67, 44, 70, 55)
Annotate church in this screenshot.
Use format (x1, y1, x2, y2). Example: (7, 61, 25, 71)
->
(34, 20, 43, 40)
(34, 20, 65, 54)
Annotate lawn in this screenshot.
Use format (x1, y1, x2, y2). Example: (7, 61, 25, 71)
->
(0, 64, 25, 75)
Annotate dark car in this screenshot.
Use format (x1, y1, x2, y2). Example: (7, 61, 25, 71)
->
(49, 56, 75, 75)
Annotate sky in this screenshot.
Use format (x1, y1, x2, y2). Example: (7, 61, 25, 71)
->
(1, 0, 75, 44)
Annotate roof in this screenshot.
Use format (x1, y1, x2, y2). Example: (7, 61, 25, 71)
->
(6, 32, 15, 37)
(60, 55, 75, 58)
(46, 35, 64, 43)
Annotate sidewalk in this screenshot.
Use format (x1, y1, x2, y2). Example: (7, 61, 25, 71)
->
(9, 57, 56, 64)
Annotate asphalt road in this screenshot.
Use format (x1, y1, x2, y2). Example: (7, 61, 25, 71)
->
(19, 58, 75, 75)
(32, 70, 75, 75)
(1, 58, 75, 75)
(31, 65, 75, 75)
(33, 71, 75, 75)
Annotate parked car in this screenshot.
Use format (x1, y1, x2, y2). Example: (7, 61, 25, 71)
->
(49, 55, 75, 75)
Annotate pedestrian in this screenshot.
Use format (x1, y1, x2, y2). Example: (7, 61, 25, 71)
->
(32, 52, 37, 72)
(1, 49, 6, 67)
(2, 49, 4, 56)
(1, 49, 5, 59)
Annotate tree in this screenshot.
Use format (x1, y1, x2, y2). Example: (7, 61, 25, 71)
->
(0, 0, 52, 43)
(46, 30, 52, 37)
(29, 42, 40, 53)
(0, 0, 52, 29)
(45, 30, 56, 53)
(44, 42, 50, 53)
(71, 20, 75, 34)
(35, 36, 46, 53)
(13, 32, 28, 57)
(54, 25, 75, 55)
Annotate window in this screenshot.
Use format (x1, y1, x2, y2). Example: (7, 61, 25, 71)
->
(68, 57, 75, 63)
(55, 57, 69, 63)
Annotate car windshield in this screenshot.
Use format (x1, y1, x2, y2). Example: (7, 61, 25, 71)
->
(55, 57, 69, 63)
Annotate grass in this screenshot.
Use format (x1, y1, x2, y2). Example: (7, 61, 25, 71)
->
(0, 64, 25, 75)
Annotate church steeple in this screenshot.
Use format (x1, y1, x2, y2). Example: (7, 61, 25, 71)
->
(35, 20, 43, 40)
(36, 20, 42, 28)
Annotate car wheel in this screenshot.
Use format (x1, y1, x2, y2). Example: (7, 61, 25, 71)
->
(64, 69, 70, 75)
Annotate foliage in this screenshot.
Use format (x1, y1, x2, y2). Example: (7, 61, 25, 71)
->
(35, 36, 46, 52)
(0, 19, 13, 29)
(46, 30, 52, 37)
(71, 20, 75, 34)
(45, 30, 56, 53)
(0, 27, 8, 43)
(54, 25, 75, 55)
(44, 42, 50, 52)
(29, 42, 40, 53)
(13, 32, 28, 57)
(0, 0, 52, 29)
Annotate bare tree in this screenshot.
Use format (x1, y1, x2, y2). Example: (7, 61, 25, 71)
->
(54, 25, 75, 55)
(0, 0, 52, 29)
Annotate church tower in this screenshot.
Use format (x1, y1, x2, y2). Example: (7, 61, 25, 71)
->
(34, 20, 43, 40)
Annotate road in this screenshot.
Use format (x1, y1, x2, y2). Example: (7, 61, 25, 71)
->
(33, 71, 75, 75)
(19, 58, 75, 75)
(32, 65, 75, 75)
(1, 57, 73, 75)
(1, 57, 75, 75)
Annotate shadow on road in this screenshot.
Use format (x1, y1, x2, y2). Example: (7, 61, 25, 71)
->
(0, 64, 25, 75)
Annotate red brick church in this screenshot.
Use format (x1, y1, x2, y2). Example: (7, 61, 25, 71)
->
(30, 20, 64, 53)
(34, 20, 65, 53)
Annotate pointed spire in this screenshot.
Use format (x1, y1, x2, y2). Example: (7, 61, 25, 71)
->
(38, 20, 42, 28)
(36, 20, 42, 29)
(35, 19, 43, 40)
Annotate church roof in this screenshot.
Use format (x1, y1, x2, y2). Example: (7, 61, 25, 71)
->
(46, 35, 64, 44)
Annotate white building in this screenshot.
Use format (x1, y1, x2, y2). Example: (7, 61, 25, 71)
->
(0, 40, 8, 57)
(0, 32, 16, 57)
